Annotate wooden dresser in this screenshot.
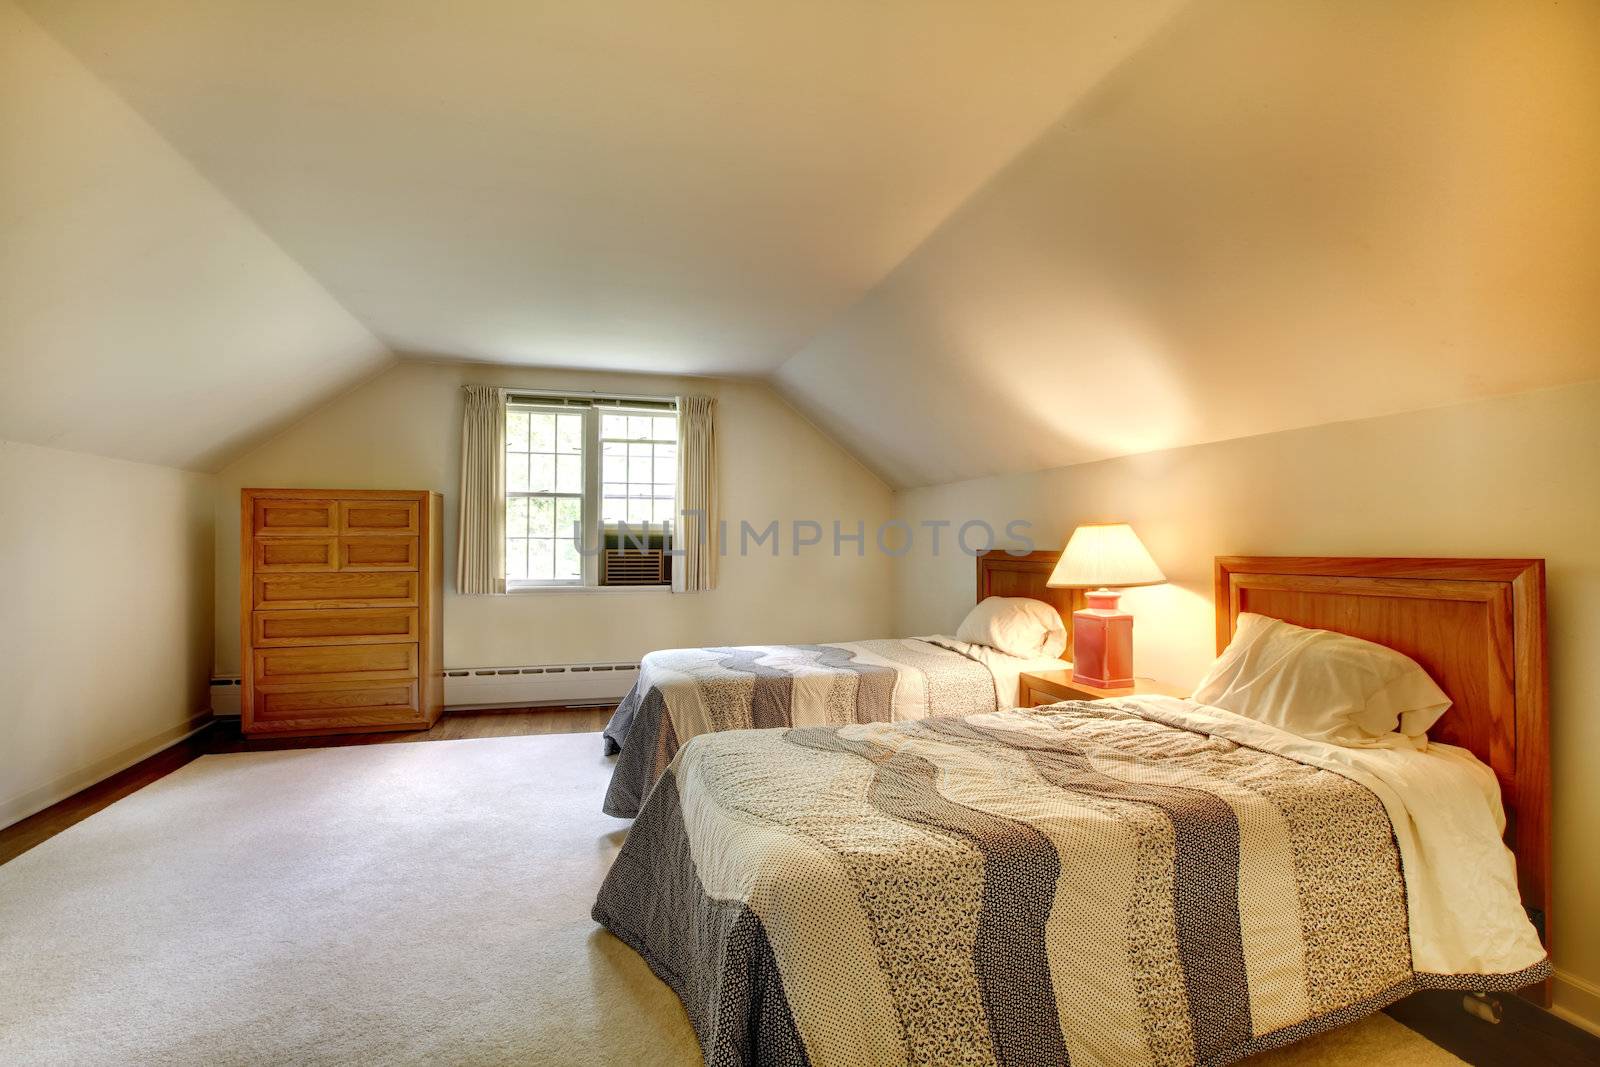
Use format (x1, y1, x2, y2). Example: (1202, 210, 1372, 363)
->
(241, 489, 444, 737)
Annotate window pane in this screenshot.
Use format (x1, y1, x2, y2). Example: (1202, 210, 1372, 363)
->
(627, 498, 650, 524)
(529, 413, 555, 452)
(602, 497, 625, 524)
(529, 497, 554, 537)
(601, 413, 628, 439)
(527, 453, 554, 493)
(602, 443, 625, 483)
(653, 416, 677, 441)
(557, 414, 583, 453)
(556, 497, 583, 541)
(655, 482, 675, 501)
(653, 455, 675, 483)
(506, 495, 529, 537)
(531, 538, 554, 580)
(556, 453, 581, 494)
(627, 416, 651, 440)
(652, 498, 675, 524)
(506, 452, 530, 493)
(555, 538, 580, 581)
(628, 445, 651, 482)
(507, 411, 530, 451)
(506, 538, 528, 581)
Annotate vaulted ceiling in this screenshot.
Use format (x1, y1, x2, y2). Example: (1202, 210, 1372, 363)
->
(6, 0, 1599, 480)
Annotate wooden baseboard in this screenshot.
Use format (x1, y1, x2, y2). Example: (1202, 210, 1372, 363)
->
(0, 712, 214, 830)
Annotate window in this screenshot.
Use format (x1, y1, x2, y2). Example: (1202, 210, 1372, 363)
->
(505, 395, 677, 588)
(601, 411, 678, 526)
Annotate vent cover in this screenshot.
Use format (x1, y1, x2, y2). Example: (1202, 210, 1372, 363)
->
(603, 548, 667, 586)
(443, 661, 638, 709)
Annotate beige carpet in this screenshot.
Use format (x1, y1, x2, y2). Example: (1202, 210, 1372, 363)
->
(0, 734, 1464, 1066)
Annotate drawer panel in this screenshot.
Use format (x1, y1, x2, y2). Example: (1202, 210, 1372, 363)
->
(254, 571, 418, 610)
(339, 536, 419, 571)
(340, 500, 419, 536)
(254, 498, 338, 536)
(255, 537, 337, 572)
(252, 608, 419, 647)
(251, 680, 420, 727)
(254, 642, 417, 684)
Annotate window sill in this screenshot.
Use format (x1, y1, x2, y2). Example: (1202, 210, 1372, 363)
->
(504, 583, 672, 597)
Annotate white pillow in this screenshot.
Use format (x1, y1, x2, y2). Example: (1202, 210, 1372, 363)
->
(1191, 613, 1451, 748)
(957, 596, 1067, 660)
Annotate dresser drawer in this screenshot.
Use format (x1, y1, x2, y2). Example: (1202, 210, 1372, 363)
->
(339, 536, 419, 571)
(254, 571, 418, 610)
(250, 680, 421, 731)
(340, 500, 419, 536)
(253, 498, 338, 536)
(254, 537, 338, 572)
(252, 608, 419, 647)
(254, 642, 417, 684)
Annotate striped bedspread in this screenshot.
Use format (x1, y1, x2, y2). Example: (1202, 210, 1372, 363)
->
(593, 700, 1549, 1067)
(601, 639, 1002, 818)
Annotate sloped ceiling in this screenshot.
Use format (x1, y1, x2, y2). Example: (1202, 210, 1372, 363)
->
(7, 0, 1599, 483)
(1, 0, 393, 472)
(777, 0, 1600, 487)
(18, 0, 1182, 377)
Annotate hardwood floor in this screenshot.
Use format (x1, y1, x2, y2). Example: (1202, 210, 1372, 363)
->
(0, 706, 613, 866)
(1386, 989, 1600, 1067)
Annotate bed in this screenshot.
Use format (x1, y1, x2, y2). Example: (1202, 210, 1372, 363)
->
(601, 551, 1081, 818)
(593, 556, 1552, 1067)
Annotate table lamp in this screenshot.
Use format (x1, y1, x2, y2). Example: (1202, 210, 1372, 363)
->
(1046, 522, 1166, 688)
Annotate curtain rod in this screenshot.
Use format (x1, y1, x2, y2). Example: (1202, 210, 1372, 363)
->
(499, 388, 677, 411)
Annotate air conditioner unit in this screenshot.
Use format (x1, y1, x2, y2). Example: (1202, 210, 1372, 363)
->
(603, 548, 666, 585)
(602, 525, 672, 587)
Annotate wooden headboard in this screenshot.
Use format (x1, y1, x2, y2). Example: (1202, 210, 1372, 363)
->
(1215, 556, 1550, 983)
(976, 551, 1085, 657)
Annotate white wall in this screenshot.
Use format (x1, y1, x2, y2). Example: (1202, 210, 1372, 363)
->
(0, 442, 213, 826)
(213, 361, 895, 675)
(894, 379, 1600, 1028)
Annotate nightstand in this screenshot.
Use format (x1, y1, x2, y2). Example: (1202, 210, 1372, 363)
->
(1018, 670, 1188, 708)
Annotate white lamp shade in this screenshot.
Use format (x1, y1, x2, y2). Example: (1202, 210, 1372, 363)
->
(1046, 522, 1166, 589)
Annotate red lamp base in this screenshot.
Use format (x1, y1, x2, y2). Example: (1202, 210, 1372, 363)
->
(1071, 589, 1135, 688)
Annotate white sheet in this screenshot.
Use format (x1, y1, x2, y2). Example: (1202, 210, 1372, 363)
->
(1115, 695, 1546, 979)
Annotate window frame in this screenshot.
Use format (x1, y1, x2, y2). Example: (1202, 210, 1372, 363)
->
(503, 394, 677, 592)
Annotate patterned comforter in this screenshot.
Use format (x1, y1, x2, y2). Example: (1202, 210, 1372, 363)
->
(593, 699, 1549, 1067)
(601, 639, 1006, 818)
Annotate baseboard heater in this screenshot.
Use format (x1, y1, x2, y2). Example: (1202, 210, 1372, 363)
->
(209, 662, 639, 717)
(443, 662, 639, 709)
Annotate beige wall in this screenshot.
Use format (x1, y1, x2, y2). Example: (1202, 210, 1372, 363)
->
(778, 0, 1600, 488)
(894, 380, 1600, 1025)
(0, 0, 391, 473)
(214, 361, 895, 674)
(0, 442, 213, 826)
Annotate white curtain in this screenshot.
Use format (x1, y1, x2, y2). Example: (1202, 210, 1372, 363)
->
(673, 395, 717, 593)
(456, 384, 506, 595)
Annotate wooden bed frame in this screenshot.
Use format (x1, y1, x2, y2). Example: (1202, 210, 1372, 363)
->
(976, 550, 1084, 658)
(1216, 556, 1550, 1003)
